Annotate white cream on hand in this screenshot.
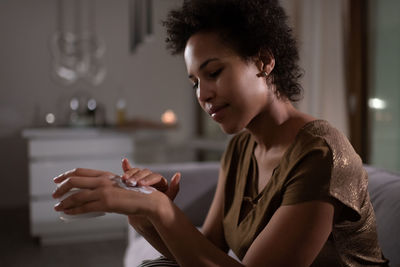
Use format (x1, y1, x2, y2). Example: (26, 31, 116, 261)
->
(111, 176, 156, 194)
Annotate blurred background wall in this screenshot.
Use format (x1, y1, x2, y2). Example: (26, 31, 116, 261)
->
(0, 0, 193, 208)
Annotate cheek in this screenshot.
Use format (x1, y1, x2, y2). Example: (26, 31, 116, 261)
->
(233, 75, 269, 118)
(246, 66, 268, 95)
(232, 63, 258, 87)
(234, 69, 266, 99)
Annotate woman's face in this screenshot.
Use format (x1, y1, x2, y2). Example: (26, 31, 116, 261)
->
(184, 31, 273, 134)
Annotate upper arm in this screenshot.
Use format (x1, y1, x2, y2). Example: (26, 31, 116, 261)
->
(242, 200, 335, 267)
(201, 165, 229, 253)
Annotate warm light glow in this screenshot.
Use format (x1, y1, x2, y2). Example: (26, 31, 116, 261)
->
(368, 98, 387, 110)
(45, 113, 56, 124)
(161, 109, 177, 125)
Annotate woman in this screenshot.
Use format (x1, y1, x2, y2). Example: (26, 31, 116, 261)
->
(53, 0, 388, 266)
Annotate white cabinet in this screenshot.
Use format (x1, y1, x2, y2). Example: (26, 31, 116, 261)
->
(23, 128, 134, 245)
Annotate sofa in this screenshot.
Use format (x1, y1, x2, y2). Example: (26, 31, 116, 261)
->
(364, 165, 400, 266)
(124, 162, 400, 267)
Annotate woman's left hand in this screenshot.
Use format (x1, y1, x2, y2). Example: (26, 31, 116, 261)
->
(52, 168, 157, 216)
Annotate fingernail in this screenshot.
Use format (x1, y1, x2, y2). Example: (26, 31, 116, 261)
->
(57, 178, 70, 188)
(172, 173, 181, 183)
(54, 202, 63, 210)
(126, 180, 137, 187)
(176, 175, 181, 183)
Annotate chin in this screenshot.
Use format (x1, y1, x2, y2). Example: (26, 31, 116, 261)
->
(220, 124, 244, 135)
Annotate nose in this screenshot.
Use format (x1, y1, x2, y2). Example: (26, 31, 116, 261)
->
(196, 81, 215, 103)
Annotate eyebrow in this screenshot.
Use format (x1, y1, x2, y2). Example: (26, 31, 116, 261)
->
(188, 58, 219, 79)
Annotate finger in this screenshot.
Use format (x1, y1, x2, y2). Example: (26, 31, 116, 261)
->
(54, 189, 96, 211)
(64, 186, 144, 215)
(137, 173, 167, 187)
(122, 158, 133, 172)
(147, 179, 168, 193)
(122, 168, 142, 186)
(59, 185, 120, 213)
(52, 176, 113, 199)
(125, 169, 153, 183)
(151, 180, 168, 193)
(166, 172, 181, 200)
(53, 168, 76, 183)
(122, 168, 141, 180)
(53, 168, 113, 183)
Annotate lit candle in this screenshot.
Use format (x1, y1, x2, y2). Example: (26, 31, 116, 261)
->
(161, 109, 177, 125)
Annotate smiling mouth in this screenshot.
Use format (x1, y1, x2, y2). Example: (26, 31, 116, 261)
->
(207, 104, 229, 118)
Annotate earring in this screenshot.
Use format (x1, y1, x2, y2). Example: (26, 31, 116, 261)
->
(256, 71, 268, 78)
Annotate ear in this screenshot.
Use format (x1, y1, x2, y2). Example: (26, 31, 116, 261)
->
(256, 50, 275, 75)
(265, 56, 275, 75)
(255, 57, 264, 73)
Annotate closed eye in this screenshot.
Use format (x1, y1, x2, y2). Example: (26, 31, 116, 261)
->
(209, 68, 223, 78)
(190, 68, 222, 90)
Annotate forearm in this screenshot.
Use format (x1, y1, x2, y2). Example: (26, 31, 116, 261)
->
(129, 216, 175, 260)
(149, 194, 243, 267)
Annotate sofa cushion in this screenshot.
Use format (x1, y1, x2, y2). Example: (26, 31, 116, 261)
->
(365, 165, 400, 266)
(141, 161, 220, 226)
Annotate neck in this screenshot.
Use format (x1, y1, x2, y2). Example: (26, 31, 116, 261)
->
(246, 98, 312, 152)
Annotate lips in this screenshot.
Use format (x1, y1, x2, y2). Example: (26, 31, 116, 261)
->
(205, 103, 229, 118)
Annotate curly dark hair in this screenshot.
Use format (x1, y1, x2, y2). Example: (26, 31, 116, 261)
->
(163, 0, 303, 101)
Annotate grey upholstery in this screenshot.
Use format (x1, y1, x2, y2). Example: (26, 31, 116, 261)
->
(365, 166, 400, 267)
(141, 161, 220, 226)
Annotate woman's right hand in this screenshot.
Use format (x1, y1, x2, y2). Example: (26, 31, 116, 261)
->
(121, 158, 181, 231)
(121, 158, 181, 200)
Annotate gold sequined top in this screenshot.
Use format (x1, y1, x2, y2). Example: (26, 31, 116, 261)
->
(221, 120, 388, 266)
